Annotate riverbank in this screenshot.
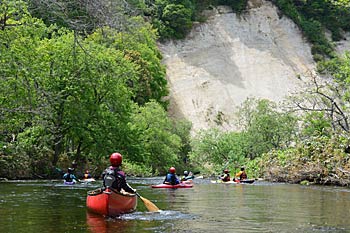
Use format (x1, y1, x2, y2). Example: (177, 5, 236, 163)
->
(253, 136, 350, 187)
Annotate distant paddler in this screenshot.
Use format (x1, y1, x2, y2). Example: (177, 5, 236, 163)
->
(234, 167, 248, 182)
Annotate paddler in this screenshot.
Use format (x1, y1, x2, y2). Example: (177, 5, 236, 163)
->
(235, 167, 248, 181)
(63, 167, 78, 183)
(84, 169, 92, 179)
(220, 169, 231, 182)
(102, 152, 136, 194)
(163, 167, 180, 185)
(181, 170, 194, 181)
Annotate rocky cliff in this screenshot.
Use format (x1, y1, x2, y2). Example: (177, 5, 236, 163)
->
(159, 0, 348, 133)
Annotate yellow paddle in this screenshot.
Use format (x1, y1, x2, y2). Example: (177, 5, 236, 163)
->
(136, 192, 160, 212)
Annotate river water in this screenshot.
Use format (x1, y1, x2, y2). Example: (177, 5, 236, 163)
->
(1, 177, 350, 233)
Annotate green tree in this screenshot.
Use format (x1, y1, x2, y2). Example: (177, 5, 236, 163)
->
(162, 4, 192, 39)
(171, 119, 192, 166)
(301, 112, 332, 137)
(87, 24, 169, 108)
(127, 101, 182, 173)
(292, 54, 350, 134)
(0, 0, 47, 146)
(0, 2, 138, 171)
(237, 98, 297, 159)
(189, 128, 247, 172)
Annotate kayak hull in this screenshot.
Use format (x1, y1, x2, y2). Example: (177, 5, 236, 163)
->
(64, 180, 76, 185)
(151, 183, 193, 188)
(86, 188, 137, 217)
(181, 180, 193, 184)
(83, 178, 96, 183)
(211, 179, 255, 184)
(236, 179, 255, 184)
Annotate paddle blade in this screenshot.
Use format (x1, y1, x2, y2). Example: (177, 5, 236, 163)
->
(139, 196, 160, 212)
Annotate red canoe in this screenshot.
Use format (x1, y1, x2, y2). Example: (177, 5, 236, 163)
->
(86, 188, 137, 217)
(151, 183, 193, 188)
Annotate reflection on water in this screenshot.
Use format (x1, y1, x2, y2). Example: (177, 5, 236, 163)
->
(87, 210, 196, 233)
(1, 179, 350, 232)
(120, 210, 195, 221)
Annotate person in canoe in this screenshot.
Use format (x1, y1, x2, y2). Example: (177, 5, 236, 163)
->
(235, 167, 248, 181)
(63, 167, 78, 183)
(181, 171, 194, 182)
(220, 169, 231, 182)
(102, 152, 136, 194)
(163, 167, 180, 185)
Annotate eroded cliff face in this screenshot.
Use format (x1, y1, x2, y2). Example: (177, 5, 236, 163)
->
(159, 0, 316, 133)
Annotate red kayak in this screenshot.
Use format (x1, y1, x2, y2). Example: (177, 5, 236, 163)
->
(86, 188, 137, 217)
(151, 183, 193, 188)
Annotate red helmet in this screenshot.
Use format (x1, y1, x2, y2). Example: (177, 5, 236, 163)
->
(224, 169, 229, 174)
(169, 167, 176, 174)
(110, 152, 122, 166)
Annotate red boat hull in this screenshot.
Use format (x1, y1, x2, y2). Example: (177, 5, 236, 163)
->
(86, 188, 137, 217)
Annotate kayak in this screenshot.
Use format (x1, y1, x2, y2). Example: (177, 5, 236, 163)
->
(64, 180, 77, 185)
(235, 179, 255, 184)
(181, 180, 193, 184)
(211, 179, 255, 184)
(151, 183, 193, 188)
(86, 188, 137, 217)
(82, 178, 96, 183)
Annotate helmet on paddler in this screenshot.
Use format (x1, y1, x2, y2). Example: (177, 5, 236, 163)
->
(169, 167, 176, 174)
(110, 152, 122, 167)
(224, 169, 229, 174)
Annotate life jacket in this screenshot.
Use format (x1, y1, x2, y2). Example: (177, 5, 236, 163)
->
(64, 173, 73, 182)
(164, 173, 179, 185)
(240, 171, 247, 180)
(222, 174, 230, 182)
(103, 167, 125, 190)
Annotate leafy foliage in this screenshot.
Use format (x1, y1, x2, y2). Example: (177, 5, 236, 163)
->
(189, 128, 247, 171)
(189, 98, 297, 174)
(258, 134, 350, 186)
(127, 101, 183, 174)
(0, 1, 178, 178)
(236, 98, 297, 159)
(87, 24, 169, 108)
(256, 53, 350, 184)
(318, 52, 350, 94)
(301, 112, 332, 137)
(272, 0, 350, 61)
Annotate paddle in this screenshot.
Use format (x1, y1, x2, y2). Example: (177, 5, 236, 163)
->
(135, 192, 160, 212)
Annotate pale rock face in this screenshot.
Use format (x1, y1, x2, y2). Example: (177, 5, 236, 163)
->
(335, 32, 350, 55)
(159, 0, 316, 133)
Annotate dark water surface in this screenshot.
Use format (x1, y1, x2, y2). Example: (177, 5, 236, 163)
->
(1, 178, 350, 232)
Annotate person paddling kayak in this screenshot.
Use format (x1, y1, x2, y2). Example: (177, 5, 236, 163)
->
(220, 169, 231, 182)
(235, 167, 248, 181)
(181, 170, 194, 181)
(63, 167, 78, 183)
(163, 167, 180, 185)
(84, 169, 92, 179)
(102, 152, 136, 194)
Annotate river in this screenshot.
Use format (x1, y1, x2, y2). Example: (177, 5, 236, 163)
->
(1, 177, 350, 232)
